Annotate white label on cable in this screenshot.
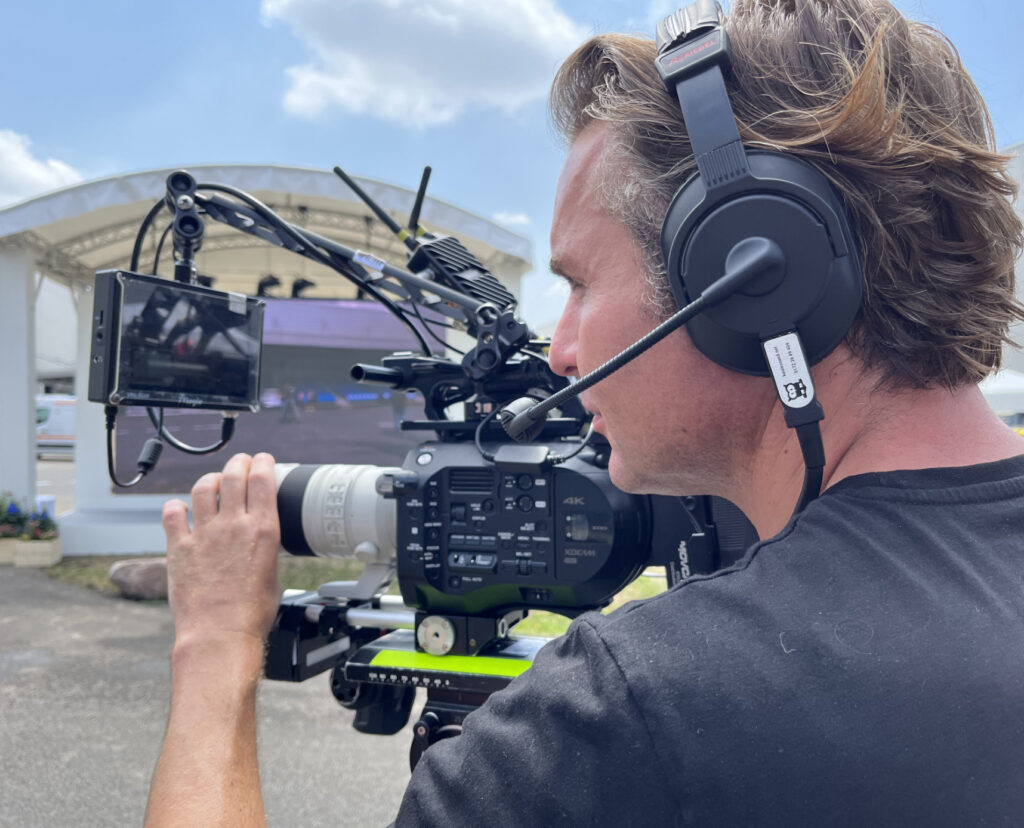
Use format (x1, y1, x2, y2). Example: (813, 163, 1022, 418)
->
(354, 250, 387, 272)
(228, 291, 247, 315)
(763, 332, 814, 409)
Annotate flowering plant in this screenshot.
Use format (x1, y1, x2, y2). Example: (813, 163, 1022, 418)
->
(0, 494, 28, 539)
(24, 510, 59, 540)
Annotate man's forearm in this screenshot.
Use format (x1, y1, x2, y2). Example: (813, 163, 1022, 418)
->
(145, 636, 267, 828)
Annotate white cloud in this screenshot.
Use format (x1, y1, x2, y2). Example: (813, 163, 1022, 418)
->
(0, 129, 81, 207)
(493, 210, 531, 227)
(260, 0, 589, 126)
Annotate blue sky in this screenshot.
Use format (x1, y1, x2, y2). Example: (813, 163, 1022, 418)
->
(1, 0, 1020, 330)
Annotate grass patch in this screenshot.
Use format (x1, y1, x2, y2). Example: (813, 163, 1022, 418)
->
(276, 556, 378, 592)
(46, 555, 668, 640)
(514, 571, 667, 638)
(46, 555, 126, 596)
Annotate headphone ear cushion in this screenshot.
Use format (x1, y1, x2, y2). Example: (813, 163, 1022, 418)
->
(661, 152, 863, 376)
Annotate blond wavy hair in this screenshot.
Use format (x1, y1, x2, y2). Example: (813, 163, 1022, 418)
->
(550, 0, 1024, 389)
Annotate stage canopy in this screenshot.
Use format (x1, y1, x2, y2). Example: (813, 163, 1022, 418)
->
(0, 164, 531, 555)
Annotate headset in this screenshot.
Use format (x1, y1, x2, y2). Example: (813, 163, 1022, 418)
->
(655, 0, 863, 377)
(503, 0, 865, 516)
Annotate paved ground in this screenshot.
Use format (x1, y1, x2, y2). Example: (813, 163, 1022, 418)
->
(0, 566, 413, 827)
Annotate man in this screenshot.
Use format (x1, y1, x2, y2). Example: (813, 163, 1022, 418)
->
(146, 0, 1024, 824)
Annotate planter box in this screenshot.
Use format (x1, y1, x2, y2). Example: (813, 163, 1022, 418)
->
(0, 538, 18, 565)
(14, 539, 62, 568)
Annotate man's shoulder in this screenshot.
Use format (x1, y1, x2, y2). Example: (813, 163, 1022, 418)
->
(576, 458, 1024, 708)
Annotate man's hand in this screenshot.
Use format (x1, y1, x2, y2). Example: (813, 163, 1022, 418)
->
(162, 452, 281, 652)
(146, 452, 281, 828)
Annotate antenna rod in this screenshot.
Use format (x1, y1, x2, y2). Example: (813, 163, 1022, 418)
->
(409, 166, 431, 236)
(334, 166, 416, 251)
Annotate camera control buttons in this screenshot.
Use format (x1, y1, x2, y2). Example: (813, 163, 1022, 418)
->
(448, 552, 498, 571)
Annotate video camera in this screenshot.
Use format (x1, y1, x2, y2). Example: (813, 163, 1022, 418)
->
(89, 167, 756, 768)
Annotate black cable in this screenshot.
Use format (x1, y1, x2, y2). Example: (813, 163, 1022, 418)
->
(152, 221, 173, 276)
(547, 422, 596, 465)
(146, 407, 236, 455)
(473, 408, 503, 462)
(197, 184, 433, 355)
(794, 465, 825, 515)
(198, 182, 317, 253)
(475, 401, 595, 465)
(105, 406, 164, 488)
(399, 300, 466, 355)
(130, 199, 168, 272)
(317, 246, 433, 355)
(791, 420, 825, 516)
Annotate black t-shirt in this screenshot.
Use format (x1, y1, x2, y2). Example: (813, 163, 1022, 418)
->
(395, 456, 1024, 826)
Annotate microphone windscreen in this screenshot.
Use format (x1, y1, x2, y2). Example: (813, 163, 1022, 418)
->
(498, 397, 546, 443)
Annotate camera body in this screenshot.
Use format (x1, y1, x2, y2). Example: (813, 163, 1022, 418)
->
(272, 439, 753, 668)
(392, 441, 648, 623)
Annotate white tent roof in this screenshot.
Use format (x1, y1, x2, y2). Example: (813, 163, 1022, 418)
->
(0, 163, 532, 298)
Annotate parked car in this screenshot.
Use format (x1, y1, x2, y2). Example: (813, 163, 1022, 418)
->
(36, 395, 76, 458)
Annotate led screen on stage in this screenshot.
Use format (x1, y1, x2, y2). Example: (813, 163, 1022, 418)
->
(113, 298, 433, 494)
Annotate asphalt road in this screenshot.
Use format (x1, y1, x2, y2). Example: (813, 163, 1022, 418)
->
(0, 566, 413, 827)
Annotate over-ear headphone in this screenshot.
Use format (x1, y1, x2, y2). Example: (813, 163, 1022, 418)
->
(503, 1, 860, 511)
(655, 0, 863, 376)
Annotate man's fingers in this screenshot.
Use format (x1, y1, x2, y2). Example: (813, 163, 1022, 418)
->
(219, 454, 252, 513)
(191, 472, 222, 525)
(162, 499, 191, 544)
(247, 453, 278, 517)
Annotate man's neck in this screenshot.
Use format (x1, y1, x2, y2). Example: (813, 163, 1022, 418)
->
(736, 351, 1024, 538)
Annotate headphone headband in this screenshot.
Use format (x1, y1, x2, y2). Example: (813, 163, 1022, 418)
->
(655, 1, 863, 376)
(655, 1, 748, 188)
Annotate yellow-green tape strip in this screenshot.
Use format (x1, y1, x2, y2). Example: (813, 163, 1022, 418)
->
(370, 650, 531, 678)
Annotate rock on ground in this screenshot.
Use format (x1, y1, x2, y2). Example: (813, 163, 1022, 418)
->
(109, 557, 168, 600)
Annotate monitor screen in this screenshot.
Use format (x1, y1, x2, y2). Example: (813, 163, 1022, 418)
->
(111, 273, 263, 410)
